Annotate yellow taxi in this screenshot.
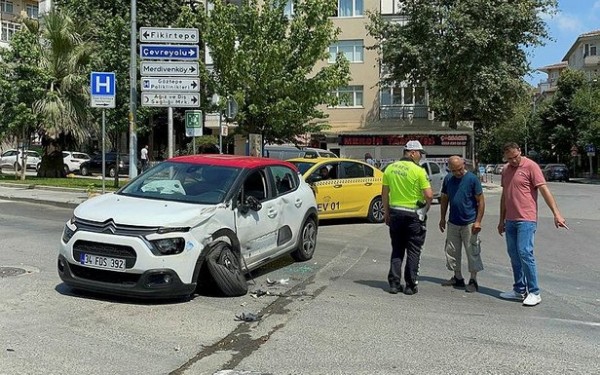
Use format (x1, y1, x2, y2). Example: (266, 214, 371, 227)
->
(287, 157, 384, 223)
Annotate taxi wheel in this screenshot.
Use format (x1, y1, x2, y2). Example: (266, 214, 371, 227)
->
(368, 196, 385, 223)
(291, 217, 317, 261)
(206, 242, 248, 297)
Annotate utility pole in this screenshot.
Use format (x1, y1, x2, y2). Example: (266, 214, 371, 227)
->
(128, 0, 138, 178)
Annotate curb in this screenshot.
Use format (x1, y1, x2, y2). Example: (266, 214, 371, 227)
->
(0, 195, 82, 209)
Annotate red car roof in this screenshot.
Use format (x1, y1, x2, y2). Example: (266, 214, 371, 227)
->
(169, 154, 298, 170)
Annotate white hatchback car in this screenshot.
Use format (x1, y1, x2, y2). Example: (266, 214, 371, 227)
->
(58, 155, 319, 299)
(62, 151, 91, 174)
(0, 149, 41, 171)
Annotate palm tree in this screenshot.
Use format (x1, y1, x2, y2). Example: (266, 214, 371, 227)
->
(24, 10, 96, 177)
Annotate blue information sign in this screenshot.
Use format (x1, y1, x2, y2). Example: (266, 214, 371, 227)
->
(140, 44, 199, 60)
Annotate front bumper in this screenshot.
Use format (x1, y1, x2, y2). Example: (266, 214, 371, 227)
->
(58, 254, 197, 298)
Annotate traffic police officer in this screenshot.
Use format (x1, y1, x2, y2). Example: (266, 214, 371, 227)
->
(382, 140, 433, 295)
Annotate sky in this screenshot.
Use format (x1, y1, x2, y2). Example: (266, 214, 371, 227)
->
(526, 0, 600, 85)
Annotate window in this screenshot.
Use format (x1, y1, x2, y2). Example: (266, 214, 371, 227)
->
(340, 161, 366, 178)
(333, 86, 363, 107)
(380, 85, 425, 105)
(243, 170, 268, 201)
(1, 1, 13, 13)
(26, 4, 38, 19)
(584, 43, 597, 57)
(329, 40, 364, 63)
(1, 21, 19, 42)
(335, 0, 363, 17)
(271, 166, 298, 195)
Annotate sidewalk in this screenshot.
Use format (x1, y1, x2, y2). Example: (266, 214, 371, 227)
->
(0, 183, 89, 209)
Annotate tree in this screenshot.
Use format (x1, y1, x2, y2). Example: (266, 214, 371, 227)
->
(367, 0, 557, 129)
(537, 69, 587, 163)
(20, 11, 97, 177)
(201, 0, 350, 144)
(0, 25, 48, 180)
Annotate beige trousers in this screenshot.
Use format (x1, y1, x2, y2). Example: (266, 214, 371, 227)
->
(444, 222, 484, 274)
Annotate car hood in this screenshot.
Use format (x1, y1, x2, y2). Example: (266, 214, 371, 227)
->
(73, 193, 222, 228)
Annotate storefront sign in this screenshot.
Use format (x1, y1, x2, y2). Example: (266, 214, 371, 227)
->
(338, 134, 469, 147)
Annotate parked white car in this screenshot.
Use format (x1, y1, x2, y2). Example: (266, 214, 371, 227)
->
(62, 151, 91, 174)
(57, 155, 319, 299)
(381, 159, 447, 202)
(0, 149, 41, 171)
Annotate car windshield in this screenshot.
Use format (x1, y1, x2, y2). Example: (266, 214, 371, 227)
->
(288, 161, 317, 175)
(118, 161, 241, 204)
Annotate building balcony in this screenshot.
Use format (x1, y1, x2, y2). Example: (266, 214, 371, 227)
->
(380, 105, 429, 120)
(584, 55, 600, 67)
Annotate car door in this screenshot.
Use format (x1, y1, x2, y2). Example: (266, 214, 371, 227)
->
(235, 168, 281, 266)
(269, 165, 304, 249)
(337, 161, 374, 215)
(307, 161, 346, 219)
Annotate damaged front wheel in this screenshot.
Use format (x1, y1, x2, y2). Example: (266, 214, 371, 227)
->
(206, 242, 248, 297)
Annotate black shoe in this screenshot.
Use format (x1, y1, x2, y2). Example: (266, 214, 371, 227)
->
(404, 285, 418, 295)
(388, 285, 402, 294)
(441, 276, 465, 287)
(466, 279, 479, 293)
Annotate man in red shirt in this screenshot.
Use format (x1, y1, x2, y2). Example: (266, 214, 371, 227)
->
(497, 142, 568, 306)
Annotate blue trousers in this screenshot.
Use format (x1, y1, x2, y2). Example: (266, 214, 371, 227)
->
(505, 220, 539, 295)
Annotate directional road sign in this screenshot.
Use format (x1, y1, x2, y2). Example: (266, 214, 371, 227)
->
(139, 27, 199, 44)
(140, 44, 199, 60)
(141, 92, 200, 108)
(140, 61, 199, 77)
(90, 72, 116, 108)
(141, 77, 200, 92)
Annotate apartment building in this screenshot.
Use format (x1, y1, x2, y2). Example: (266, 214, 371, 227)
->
(537, 30, 600, 95)
(311, 0, 474, 161)
(0, 0, 48, 48)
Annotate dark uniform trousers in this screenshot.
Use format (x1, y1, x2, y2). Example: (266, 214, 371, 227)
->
(388, 210, 427, 289)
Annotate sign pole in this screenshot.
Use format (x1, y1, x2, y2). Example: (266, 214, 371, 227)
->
(168, 107, 174, 158)
(129, 0, 138, 179)
(219, 112, 223, 154)
(102, 110, 106, 194)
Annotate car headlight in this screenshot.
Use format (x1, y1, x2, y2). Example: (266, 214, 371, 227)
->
(150, 238, 185, 255)
(62, 223, 76, 243)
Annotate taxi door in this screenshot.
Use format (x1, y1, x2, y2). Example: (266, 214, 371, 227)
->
(336, 161, 374, 215)
(308, 162, 347, 219)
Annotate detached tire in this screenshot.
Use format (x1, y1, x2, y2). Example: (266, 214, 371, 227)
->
(291, 217, 317, 261)
(206, 242, 248, 297)
(367, 196, 384, 223)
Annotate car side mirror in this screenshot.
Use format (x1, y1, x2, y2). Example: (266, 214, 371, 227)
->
(240, 195, 262, 215)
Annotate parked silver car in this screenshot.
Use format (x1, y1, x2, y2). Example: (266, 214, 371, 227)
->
(0, 149, 41, 171)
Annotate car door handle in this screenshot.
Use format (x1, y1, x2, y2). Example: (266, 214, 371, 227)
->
(267, 208, 277, 218)
(333, 184, 343, 188)
(295, 198, 302, 207)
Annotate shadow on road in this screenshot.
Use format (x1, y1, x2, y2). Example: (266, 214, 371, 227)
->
(418, 275, 507, 300)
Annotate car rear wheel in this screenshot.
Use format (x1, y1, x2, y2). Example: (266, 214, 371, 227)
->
(80, 165, 90, 176)
(367, 196, 385, 223)
(291, 217, 317, 261)
(206, 242, 248, 297)
(108, 166, 117, 178)
(63, 164, 70, 174)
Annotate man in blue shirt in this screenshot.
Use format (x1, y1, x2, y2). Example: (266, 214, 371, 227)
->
(439, 156, 485, 292)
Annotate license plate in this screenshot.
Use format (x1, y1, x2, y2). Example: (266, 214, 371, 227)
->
(79, 253, 126, 271)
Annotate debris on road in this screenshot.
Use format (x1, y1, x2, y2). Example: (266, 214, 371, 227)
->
(235, 312, 262, 322)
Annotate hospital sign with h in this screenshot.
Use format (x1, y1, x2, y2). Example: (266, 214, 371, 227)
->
(90, 72, 116, 108)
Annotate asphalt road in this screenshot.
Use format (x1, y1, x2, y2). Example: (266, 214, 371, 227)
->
(0, 182, 598, 375)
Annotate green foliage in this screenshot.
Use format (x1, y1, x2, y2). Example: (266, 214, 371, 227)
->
(367, 0, 557, 129)
(0, 175, 126, 191)
(536, 69, 588, 162)
(202, 0, 350, 144)
(0, 25, 47, 144)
